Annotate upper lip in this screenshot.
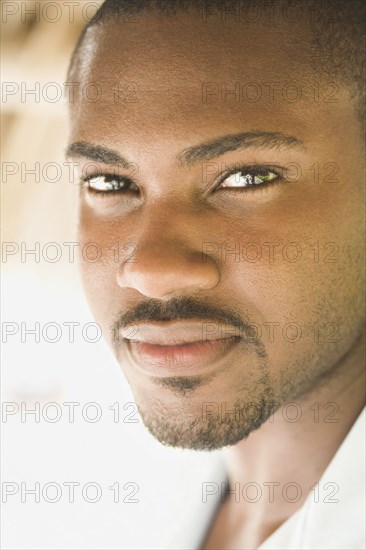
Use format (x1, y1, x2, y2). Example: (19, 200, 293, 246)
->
(120, 320, 241, 345)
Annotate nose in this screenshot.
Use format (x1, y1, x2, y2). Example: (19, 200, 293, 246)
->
(116, 212, 220, 299)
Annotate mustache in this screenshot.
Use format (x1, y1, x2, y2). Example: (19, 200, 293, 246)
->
(113, 296, 267, 356)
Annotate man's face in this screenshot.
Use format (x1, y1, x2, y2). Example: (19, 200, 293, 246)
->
(68, 9, 365, 449)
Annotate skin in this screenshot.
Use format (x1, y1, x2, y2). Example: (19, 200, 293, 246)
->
(67, 8, 365, 548)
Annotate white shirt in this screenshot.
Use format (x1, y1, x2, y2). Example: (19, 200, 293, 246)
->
(160, 406, 365, 549)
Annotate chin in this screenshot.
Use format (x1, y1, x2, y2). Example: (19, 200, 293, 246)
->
(137, 400, 270, 451)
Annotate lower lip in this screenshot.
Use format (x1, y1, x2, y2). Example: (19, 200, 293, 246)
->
(126, 337, 241, 377)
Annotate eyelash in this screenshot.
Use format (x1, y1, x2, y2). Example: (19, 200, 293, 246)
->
(80, 164, 284, 198)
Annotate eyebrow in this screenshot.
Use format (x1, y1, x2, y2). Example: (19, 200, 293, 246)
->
(178, 131, 304, 166)
(65, 141, 130, 168)
(66, 131, 304, 168)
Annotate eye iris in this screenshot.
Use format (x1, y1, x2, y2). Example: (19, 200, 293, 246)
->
(253, 172, 273, 184)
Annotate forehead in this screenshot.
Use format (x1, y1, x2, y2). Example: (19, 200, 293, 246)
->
(69, 10, 358, 157)
(75, 10, 313, 98)
(87, 10, 311, 73)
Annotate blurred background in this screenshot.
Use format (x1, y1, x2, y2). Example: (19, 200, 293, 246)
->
(1, 2, 221, 548)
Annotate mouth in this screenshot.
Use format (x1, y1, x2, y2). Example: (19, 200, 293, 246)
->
(120, 320, 242, 377)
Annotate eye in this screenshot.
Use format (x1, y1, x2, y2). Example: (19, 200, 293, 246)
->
(217, 166, 281, 190)
(81, 174, 138, 194)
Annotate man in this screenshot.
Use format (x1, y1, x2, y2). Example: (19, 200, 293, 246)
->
(65, 0, 365, 548)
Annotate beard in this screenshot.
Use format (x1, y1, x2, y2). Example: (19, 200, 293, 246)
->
(109, 295, 282, 449)
(130, 363, 278, 451)
(138, 395, 275, 450)
(123, 341, 349, 450)
(110, 294, 359, 451)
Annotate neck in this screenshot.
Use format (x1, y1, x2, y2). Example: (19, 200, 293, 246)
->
(222, 330, 365, 537)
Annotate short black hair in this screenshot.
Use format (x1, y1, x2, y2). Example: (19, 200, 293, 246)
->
(67, 0, 365, 123)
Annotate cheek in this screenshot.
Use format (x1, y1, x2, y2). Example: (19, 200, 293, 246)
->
(77, 207, 125, 333)
(225, 191, 364, 364)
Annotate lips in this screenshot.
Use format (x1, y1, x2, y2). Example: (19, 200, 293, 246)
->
(120, 320, 242, 377)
